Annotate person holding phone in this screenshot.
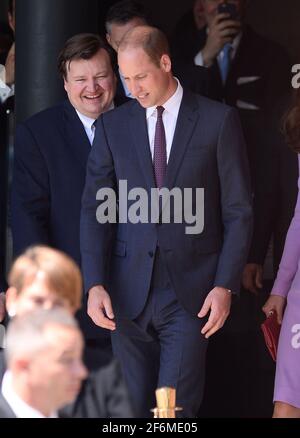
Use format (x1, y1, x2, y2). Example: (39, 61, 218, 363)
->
(172, 0, 296, 418)
(200, 0, 242, 69)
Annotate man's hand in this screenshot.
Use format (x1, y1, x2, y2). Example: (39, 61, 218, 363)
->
(5, 43, 15, 86)
(87, 285, 116, 331)
(242, 263, 263, 294)
(198, 287, 231, 338)
(0, 292, 6, 323)
(202, 13, 241, 66)
(262, 294, 286, 325)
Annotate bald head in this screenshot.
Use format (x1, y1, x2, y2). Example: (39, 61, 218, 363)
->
(118, 25, 170, 68)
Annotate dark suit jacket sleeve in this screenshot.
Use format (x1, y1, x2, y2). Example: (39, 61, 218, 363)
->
(213, 108, 253, 292)
(80, 115, 116, 293)
(11, 123, 51, 255)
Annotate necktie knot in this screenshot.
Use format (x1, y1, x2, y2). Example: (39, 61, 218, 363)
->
(156, 106, 165, 118)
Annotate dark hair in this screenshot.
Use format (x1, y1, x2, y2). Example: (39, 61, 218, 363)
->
(105, 0, 148, 32)
(119, 26, 170, 68)
(58, 33, 114, 79)
(282, 90, 300, 154)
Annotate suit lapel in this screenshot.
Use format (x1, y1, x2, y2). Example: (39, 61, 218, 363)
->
(165, 90, 199, 190)
(62, 100, 91, 170)
(129, 102, 156, 191)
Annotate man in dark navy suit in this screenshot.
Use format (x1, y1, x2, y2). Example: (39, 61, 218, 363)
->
(11, 33, 128, 417)
(80, 25, 253, 417)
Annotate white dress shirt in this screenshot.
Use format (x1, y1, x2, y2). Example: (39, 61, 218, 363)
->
(194, 33, 242, 69)
(146, 78, 183, 163)
(1, 371, 58, 418)
(76, 103, 114, 146)
(76, 111, 97, 145)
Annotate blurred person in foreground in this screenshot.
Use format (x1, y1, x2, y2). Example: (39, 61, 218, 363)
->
(0, 308, 87, 418)
(1, 246, 134, 418)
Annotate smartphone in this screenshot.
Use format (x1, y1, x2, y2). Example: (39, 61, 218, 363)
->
(217, 2, 239, 20)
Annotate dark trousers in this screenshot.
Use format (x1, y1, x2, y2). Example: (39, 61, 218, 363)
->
(111, 249, 208, 418)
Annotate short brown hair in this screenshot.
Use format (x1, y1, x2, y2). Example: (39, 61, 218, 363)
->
(58, 33, 114, 79)
(8, 246, 82, 312)
(118, 26, 170, 68)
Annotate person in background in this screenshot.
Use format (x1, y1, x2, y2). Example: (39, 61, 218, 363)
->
(10, 33, 131, 417)
(263, 92, 300, 418)
(105, 0, 149, 98)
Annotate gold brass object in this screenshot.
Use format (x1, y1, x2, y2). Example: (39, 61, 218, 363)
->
(152, 387, 182, 418)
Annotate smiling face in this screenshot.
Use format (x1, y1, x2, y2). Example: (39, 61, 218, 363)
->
(118, 46, 176, 108)
(64, 48, 116, 118)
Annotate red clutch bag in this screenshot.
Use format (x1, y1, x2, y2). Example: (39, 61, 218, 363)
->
(261, 311, 281, 362)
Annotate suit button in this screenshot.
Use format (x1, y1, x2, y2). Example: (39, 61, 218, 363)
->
(148, 251, 154, 258)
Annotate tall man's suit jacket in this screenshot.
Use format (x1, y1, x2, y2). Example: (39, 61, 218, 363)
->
(80, 89, 253, 319)
(172, 26, 297, 272)
(11, 98, 124, 339)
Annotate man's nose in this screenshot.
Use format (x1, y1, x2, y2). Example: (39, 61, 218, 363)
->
(86, 79, 101, 92)
(130, 81, 141, 97)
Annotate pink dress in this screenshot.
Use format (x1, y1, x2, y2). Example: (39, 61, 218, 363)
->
(271, 154, 300, 407)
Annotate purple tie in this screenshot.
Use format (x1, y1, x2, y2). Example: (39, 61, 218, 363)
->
(153, 106, 167, 189)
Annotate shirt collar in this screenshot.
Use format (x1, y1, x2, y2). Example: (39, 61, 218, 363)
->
(2, 371, 58, 418)
(146, 78, 183, 120)
(75, 110, 96, 131)
(230, 32, 242, 55)
(75, 103, 115, 130)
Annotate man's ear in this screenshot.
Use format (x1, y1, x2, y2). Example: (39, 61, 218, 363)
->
(63, 78, 68, 92)
(160, 54, 172, 73)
